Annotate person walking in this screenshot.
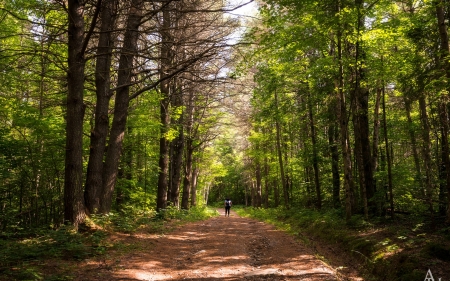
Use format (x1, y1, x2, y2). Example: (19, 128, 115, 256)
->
(224, 198, 232, 217)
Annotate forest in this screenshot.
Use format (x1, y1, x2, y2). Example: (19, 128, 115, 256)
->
(1, 0, 450, 279)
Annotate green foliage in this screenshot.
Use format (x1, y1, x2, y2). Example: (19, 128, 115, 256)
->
(154, 205, 218, 222)
(0, 206, 218, 280)
(0, 225, 95, 280)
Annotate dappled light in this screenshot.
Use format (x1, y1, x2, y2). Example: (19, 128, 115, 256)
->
(64, 210, 342, 280)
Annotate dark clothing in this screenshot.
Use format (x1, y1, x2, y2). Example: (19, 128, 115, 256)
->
(224, 199, 232, 216)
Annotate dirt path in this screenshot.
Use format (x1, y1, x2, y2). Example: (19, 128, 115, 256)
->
(75, 209, 344, 280)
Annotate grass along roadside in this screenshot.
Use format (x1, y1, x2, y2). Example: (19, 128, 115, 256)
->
(236, 206, 450, 281)
(0, 206, 219, 281)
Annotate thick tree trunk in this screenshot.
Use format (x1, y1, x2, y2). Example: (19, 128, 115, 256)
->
(157, 5, 172, 211)
(85, 0, 118, 214)
(435, 0, 450, 223)
(169, 89, 184, 208)
(357, 86, 374, 213)
(352, 94, 367, 216)
(354, 1, 374, 215)
(64, 0, 86, 226)
(336, 20, 354, 221)
(101, 0, 143, 213)
(181, 87, 195, 209)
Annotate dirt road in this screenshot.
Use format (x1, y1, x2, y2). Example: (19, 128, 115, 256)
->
(76, 209, 344, 280)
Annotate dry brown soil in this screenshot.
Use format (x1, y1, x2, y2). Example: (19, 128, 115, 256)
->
(71, 209, 361, 281)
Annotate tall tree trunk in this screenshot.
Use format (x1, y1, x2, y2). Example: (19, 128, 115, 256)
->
(308, 93, 321, 209)
(382, 86, 394, 218)
(418, 95, 434, 215)
(101, 0, 143, 213)
(353, 94, 367, 216)
(438, 102, 450, 217)
(372, 87, 382, 180)
(85, 0, 118, 214)
(181, 88, 195, 209)
(439, 130, 448, 215)
(372, 87, 382, 215)
(354, 0, 374, 215)
(169, 88, 184, 208)
(435, 0, 450, 223)
(157, 5, 172, 211)
(336, 9, 354, 221)
(64, 0, 87, 226)
(274, 90, 289, 208)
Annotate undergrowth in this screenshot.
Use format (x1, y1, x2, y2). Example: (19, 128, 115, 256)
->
(237, 207, 450, 281)
(0, 206, 218, 281)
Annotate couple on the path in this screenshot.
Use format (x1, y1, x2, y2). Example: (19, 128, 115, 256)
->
(224, 198, 232, 216)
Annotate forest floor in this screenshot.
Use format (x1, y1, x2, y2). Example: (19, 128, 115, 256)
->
(50, 209, 361, 281)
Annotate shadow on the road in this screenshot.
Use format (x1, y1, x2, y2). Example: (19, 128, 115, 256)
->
(71, 210, 337, 281)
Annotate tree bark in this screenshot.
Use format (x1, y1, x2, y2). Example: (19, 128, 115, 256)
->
(85, 0, 118, 214)
(382, 86, 394, 218)
(308, 93, 321, 209)
(435, 0, 450, 223)
(372, 87, 382, 180)
(274, 89, 289, 208)
(354, 0, 374, 215)
(101, 0, 143, 213)
(64, 0, 87, 227)
(418, 95, 434, 215)
(157, 4, 173, 211)
(352, 90, 367, 216)
(190, 166, 199, 207)
(336, 8, 354, 221)
(169, 89, 184, 208)
(181, 88, 195, 209)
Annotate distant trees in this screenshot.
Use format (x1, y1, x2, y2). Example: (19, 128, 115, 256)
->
(241, 0, 450, 222)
